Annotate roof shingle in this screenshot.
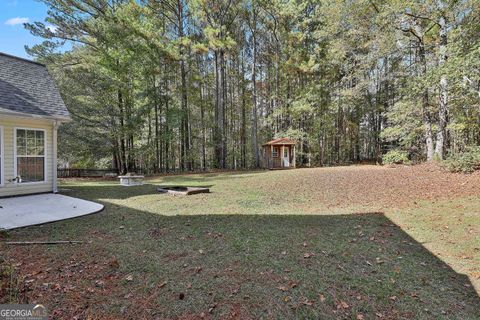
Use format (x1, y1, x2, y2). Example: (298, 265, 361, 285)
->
(263, 138, 296, 146)
(0, 52, 70, 120)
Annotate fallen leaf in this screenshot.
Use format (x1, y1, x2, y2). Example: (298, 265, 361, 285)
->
(319, 294, 326, 303)
(208, 303, 217, 313)
(302, 298, 314, 306)
(357, 314, 365, 320)
(125, 275, 133, 282)
(277, 280, 298, 292)
(109, 258, 119, 269)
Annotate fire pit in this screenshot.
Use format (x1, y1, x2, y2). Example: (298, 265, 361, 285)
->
(157, 186, 210, 195)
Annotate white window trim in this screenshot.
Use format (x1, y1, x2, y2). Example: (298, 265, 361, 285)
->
(0, 126, 4, 187)
(272, 147, 279, 158)
(13, 127, 47, 185)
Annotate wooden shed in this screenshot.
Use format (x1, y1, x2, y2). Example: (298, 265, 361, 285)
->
(262, 138, 296, 169)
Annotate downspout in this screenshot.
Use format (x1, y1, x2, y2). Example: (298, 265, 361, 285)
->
(52, 120, 59, 193)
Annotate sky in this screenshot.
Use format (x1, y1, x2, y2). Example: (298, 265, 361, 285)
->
(0, 0, 52, 59)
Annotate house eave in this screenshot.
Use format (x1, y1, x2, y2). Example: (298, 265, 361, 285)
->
(0, 109, 71, 123)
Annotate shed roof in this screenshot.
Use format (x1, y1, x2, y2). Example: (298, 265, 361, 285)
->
(262, 138, 296, 146)
(0, 52, 70, 121)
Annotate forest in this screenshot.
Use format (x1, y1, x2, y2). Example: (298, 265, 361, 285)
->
(25, 0, 480, 173)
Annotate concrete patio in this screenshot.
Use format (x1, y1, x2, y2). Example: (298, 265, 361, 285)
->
(0, 194, 104, 230)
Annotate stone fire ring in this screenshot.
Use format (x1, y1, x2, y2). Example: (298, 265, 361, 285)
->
(157, 186, 210, 195)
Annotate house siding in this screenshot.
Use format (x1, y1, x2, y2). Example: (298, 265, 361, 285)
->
(0, 116, 54, 197)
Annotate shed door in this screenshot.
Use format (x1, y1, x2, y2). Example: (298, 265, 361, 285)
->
(283, 147, 290, 167)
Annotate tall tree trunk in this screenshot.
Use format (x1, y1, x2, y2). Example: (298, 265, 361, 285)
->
(214, 50, 226, 168)
(197, 54, 207, 170)
(118, 89, 128, 174)
(240, 51, 247, 168)
(164, 72, 170, 172)
(435, 14, 448, 159)
(153, 76, 160, 173)
(251, 13, 260, 168)
(221, 50, 228, 167)
(228, 59, 236, 169)
(180, 58, 189, 170)
(415, 24, 435, 161)
(177, 0, 191, 171)
(200, 86, 207, 170)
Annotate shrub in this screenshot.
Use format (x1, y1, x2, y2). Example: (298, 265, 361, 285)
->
(382, 150, 409, 165)
(442, 147, 480, 173)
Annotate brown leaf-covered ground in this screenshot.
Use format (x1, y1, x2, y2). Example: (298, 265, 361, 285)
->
(264, 163, 480, 210)
(1, 164, 479, 319)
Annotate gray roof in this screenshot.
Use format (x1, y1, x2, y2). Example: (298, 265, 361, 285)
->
(0, 52, 70, 120)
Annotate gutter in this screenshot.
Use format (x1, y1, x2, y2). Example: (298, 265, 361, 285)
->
(52, 120, 60, 193)
(0, 109, 71, 123)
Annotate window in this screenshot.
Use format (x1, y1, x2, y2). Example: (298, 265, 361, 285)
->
(284, 148, 288, 158)
(0, 127, 3, 186)
(15, 129, 45, 183)
(272, 147, 279, 158)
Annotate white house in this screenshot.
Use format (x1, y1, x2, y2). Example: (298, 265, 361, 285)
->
(0, 52, 70, 197)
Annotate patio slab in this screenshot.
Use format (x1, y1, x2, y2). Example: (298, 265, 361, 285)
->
(0, 194, 104, 230)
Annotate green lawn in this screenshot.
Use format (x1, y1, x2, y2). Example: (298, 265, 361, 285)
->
(2, 166, 480, 319)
